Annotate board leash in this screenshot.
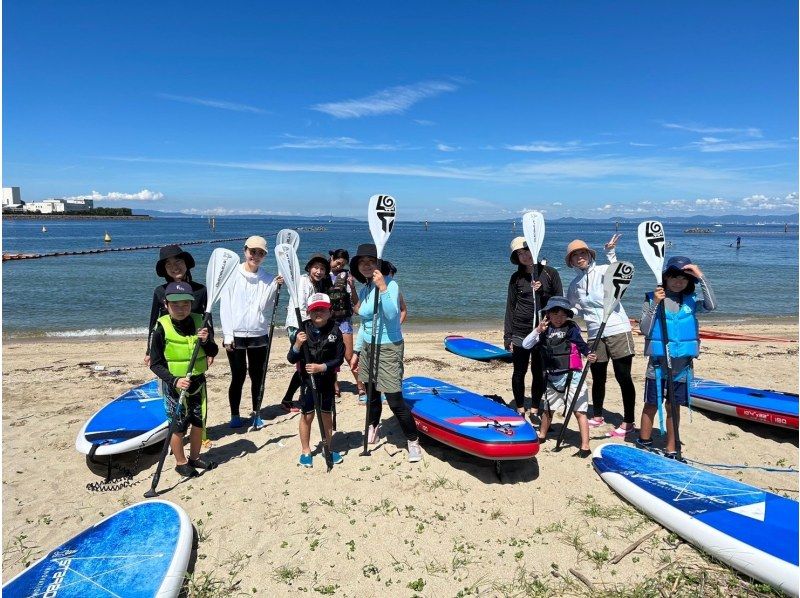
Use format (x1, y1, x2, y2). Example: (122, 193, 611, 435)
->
(429, 387, 516, 436)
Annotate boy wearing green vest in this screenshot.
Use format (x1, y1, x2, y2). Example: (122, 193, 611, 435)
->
(150, 281, 220, 478)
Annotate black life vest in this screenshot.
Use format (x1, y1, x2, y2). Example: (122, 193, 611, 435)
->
(541, 322, 579, 373)
(328, 272, 352, 319)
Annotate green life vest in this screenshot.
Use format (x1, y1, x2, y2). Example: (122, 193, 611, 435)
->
(158, 313, 208, 378)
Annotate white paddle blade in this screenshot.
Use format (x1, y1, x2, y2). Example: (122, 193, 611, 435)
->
(368, 194, 396, 259)
(637, 221, 666, 282)
(274, 243, 301, 306)
(522, 211, 545, 263)
(276, 228, 300, 251)
(602, 261, 635, 319)
(205, 247, 240, 307)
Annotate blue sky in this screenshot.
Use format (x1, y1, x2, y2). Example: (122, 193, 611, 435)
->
(4, 2, 798, 220)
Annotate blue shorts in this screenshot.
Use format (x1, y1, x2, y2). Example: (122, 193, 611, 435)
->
(337, 318, 353, 335)
(644, 377, 688, 407)
(300, 389, 334, 415)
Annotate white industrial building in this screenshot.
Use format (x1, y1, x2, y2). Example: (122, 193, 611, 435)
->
(22, 198, 94, 213)
(2, 187, 25, 211)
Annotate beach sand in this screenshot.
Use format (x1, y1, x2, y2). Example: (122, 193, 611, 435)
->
(3, 322, 798, 596)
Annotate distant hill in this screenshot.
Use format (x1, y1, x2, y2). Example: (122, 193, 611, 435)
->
(134, 209, 358, 221)
(550, 214, 798, 225)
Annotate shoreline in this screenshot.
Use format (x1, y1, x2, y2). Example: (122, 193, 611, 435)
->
(2, 213, 152, 220)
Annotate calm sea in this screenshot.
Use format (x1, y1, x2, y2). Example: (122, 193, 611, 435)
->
(2, 217, 797, 338)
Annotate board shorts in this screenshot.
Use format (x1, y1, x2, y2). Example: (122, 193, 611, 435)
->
(299, 388, 334, 415)
(542, 373, 588, 414)
(645, 377, 689, 407)
(336, 318, 354, 335)
(358, 340, 404, 393)
(163, 384, 205, 433)
(589, 331, 635, 363)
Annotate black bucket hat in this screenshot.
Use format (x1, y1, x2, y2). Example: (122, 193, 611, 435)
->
(305, 253, 331, 274)
(156, 245, 196, 278)
(349, 243, 392, 283)
(662, 256, 697, 293)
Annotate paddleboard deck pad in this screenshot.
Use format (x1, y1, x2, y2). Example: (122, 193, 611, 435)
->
(76, 379, 169, 456)
(3, 500, 192, 598)
(593, 443, 799, 596)
(403, 376, 538, 460)
(691, 378, 799, 430)
(444, 335, 512, 361)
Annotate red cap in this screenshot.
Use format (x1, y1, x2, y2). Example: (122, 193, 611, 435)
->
(307, 293, 332, 312)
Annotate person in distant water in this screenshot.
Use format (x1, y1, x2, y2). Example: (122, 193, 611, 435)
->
(288, 293, 345, 468)
(149, 281, 219, 478)
(503, 237, 563, 423)
(736, 236, 742, 250)
(281, 253, 332, 411)
(522, 297, 597, 457)
(328, 249, 364, 400)
(566, 235, 637, 438)
(637, 257, 716, 459)
(349, 243, 422, 463)
(220, 236, 283, 429)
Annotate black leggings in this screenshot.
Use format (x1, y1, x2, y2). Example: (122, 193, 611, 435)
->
(367, 389, 418, 442)
(226, 346, 268, 416)
(589, 355, 636, 424)
(511, 344, 545, 410)
(282, 372, 301, 404)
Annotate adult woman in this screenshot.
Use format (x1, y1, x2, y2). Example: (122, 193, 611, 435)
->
(503, 237, 563, 421)
(328, 249, 365, 399)
(348, 243, 421, 462)
(565, 235, 636, 437)
(220, 236, 282, 429)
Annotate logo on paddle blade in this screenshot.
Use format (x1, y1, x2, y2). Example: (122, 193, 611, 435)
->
(374, 195, 396, 234)
(643, 221, 665, 259)
(609, 261, 634, 300)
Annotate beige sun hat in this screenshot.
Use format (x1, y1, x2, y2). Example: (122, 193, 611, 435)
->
(509, 236, 530, 264)
(565, 239, 596, 267)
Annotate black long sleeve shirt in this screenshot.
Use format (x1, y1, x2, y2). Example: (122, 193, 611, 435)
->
(504, 264, 563, 345)
(287, 320, 345, 398)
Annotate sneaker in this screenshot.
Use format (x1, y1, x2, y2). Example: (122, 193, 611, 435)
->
(229, 415, 244, 428)
(587, 417, 605, 428)
(368, 424, 382, 444)
(201, 439, 213, 449)
(298, 453, 313, 468)
(407, 439, 423, 463)
(252, 415, 265, 430)
(330, 451, 343, 465)
(358, 394, 368, 405)
(664, 452, 687, 463)
(606, 425, 634, 438)
(281, 402, 300, 414)
(636, 437, 653, 449)
(175, 463, 199, 478)
(188, 457, 217, 470)
(576, 448, 592, 459)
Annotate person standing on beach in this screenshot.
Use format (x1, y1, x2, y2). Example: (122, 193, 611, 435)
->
(565, 235, 637, 438)
(220, 236, 283, 429)
(503, 237, 563, 422)
(328, 249, 365, 401)
(637, 256, 716, 458)
(348, 243, 422, 463)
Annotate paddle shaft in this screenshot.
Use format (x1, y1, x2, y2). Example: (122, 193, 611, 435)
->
(361, 267, 383, 456)
(656, 300, 683, 458)
(252, 284, 282, 419)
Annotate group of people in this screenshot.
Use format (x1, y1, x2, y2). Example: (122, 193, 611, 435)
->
(145, 237, 421, 478)
(504, 235, 715, 458)
(143, 228, 715, 478)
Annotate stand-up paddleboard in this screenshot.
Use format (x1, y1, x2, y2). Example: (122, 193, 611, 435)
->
(444, 335, 512, 362)
(690, 378, 799, 430)
(403, 376, 538, 460)
(593, 443, 799, 596)
(3, 500, 192, 598)
(76, 380, 168, 456)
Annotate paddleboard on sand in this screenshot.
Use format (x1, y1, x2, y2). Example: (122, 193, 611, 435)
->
(593, 443, 799, 596)
(3, 500, 192, 598)
(403, 376, 539, 460)
(76, 380, 168, 456)
(690, 378, 799, 430)
(444, 335, 512, 361)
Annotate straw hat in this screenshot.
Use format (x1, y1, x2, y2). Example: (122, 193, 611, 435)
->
(565, 240, 596, 267)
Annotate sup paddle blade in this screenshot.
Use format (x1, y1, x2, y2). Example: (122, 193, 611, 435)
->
(275, 242, 302, 306)
(637, 221, 666, 283)
(522, 211, 545, 264)
(276, 229, 300, 251)
(368, 194, 396, 259)
(205, 247, 240, 309)
(602, 261, 635, 320)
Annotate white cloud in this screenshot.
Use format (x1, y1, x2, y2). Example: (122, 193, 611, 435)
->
(414, 119, 436, 126)
(738, 193, 798, 211)
(436, 143, 459, 152)
(694, 197, 729, 209)
(664, 122, 762, 137)
(311, 80, 458, 118)
(269, 135, 403, 151)
(504, 141, 583, 153)
(180, 207, 296, 216)
(449, 196, 500, 209)
(66, 189, 164, 202)
(157, 93, 265, 114)
(552, 201, 563, 206)
(629, 142, 655, 147)
(688, 138, 786, 152)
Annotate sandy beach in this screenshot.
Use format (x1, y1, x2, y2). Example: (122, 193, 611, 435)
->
(3, 321, 798, 596)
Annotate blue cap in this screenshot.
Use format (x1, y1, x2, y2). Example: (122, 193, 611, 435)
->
(662, 256, 697, 281)
(165, 281, 194, 302)
(542, 296, 575, 317)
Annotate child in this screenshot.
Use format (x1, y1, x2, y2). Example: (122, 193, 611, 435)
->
(522, 296, 597, 457)
(287, 293, 345, 467)
(328, 249, 364, 400)
(638, 256, 716, 459)
(149, 281, 219, 478)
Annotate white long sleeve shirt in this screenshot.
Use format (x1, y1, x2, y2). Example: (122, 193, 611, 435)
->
(220, 265, 279, 345)
(283, 274, 316, 329)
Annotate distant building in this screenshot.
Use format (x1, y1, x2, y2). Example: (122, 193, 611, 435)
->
(2, 187, 25, 211)
(23, 198, 94, 214)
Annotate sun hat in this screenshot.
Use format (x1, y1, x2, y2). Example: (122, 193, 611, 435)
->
(509, 236, 530, 264)
(305, 253, 331, 274)
(307, 293, 332, 312)
(164, 281, 195, 302)
(244, 236, 267, 252)
(542, 296, 575, 317)
(155, 245, 196, 277)
(662, 256, 697, 280)
(565, 240, 596, 268)
(349, 243, 392, 283)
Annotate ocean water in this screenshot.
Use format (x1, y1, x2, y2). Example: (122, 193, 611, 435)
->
(2, 217, 797, 338)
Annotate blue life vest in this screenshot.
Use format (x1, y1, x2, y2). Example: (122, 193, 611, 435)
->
(645, 292, 700, 359)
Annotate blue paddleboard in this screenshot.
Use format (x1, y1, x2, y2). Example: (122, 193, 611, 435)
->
(444, 335, 512, 361)
(690, 378, 798, 430)
(593, 443, 798, 596)
(3, 500, 192, 598)
(76, 380, 168, 456)
(403, 376, 538, 460)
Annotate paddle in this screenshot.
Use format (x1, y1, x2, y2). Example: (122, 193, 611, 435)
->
(554, 261, 635, 451)
(145, 247, 239, 498)
(275, 242, 333, 472)
(361, 194, 396, 456)
(250, 230, 301, 431)
(638, 220, 682, 460)
(522, 211, 545, 326)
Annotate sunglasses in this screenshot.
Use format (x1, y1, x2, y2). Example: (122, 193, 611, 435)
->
(247, 248, 267, 257)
